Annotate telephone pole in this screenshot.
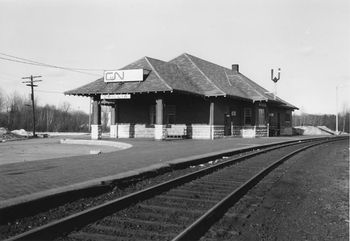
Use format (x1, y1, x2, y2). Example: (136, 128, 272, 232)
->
(22, 75, 42, 137)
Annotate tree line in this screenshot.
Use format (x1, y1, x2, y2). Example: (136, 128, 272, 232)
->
(0, 89, 89, 132)
(292, 112, 349, 133)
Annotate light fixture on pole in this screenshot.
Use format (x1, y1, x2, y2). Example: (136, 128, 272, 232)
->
(336, 85, 339, 135)
(335, 83, 349, 135)
(271, 68, 281, 100)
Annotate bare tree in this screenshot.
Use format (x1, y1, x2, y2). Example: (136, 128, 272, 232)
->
(0, 88, 5, 112)
(0, 89, 89, 132)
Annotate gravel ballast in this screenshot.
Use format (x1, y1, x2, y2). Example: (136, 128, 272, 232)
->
(203, 139, 349, 241)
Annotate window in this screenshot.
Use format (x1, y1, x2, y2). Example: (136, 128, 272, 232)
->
(285, 113, 291, 122)
(149, 105, 155, 125)
(258, 108, 265, 126)
(149, 105, 176, 125)
(166, 105, 176, 124)
(244, 108, 252, 125)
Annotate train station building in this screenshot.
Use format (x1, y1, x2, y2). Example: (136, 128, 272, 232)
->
(65, 53, 297, 140)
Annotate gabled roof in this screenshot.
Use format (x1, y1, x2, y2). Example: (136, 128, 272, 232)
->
(65, 53, 297, 109)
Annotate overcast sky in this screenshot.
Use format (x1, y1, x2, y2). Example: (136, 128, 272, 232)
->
(0, 0, 349, 115)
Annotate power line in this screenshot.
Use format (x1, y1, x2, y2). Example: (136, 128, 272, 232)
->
(0, 56, 102, 77)
(36, 90, 63, 94)
(0, 52, 103, 77)
(0, 52, 105, 71)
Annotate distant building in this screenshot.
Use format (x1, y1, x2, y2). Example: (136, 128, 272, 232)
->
(65, 53, 298, 140)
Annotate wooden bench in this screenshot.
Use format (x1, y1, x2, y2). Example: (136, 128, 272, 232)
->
(165, 129, 188, 139)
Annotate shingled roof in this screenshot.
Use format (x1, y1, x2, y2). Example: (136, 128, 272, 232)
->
(65, 53, 297, 109)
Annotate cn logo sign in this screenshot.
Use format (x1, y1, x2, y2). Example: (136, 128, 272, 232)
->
(104, 69, 144, 82)
(105, 71, 125, 81)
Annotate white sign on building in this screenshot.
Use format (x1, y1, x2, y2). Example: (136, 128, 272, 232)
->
(101, 94, 131, 99)
(104, 69, 144, 82)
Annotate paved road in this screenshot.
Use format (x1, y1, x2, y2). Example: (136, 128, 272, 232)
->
(0, 136, 328, 205)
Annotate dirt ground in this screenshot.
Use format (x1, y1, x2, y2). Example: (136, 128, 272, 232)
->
(0, 137, 121, 165)
(205, 139, 349, 241)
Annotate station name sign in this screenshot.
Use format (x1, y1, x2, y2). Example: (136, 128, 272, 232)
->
(101, 94, 131, 99)
(104, 69, 144, 83)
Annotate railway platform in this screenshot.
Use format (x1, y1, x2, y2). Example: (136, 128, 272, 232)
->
(0, 135, 332, 208)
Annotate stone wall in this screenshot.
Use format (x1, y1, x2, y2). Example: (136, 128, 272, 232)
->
(255, 126, 268, 137)
(110, 124, 270, 139)
(188, 124, 211, 139)
(165, 124, 187, 137)
(231, 126, 241, 136)
(117, 124, 155, 138)
(213, 125, 225, 139)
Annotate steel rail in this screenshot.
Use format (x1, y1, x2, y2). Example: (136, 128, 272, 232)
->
(171, 138, 344, 241)
(4, 137, 341, 241)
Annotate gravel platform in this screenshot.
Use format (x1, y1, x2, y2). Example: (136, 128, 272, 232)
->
(203, 138, 349, 241)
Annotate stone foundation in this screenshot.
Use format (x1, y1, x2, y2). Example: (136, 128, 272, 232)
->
(154, 124, 166, 140)
(91, 124, 102, 140)
(255, 126, 268, 137)
(241, 127, 256, 138)
(239, 126, 269, 138)
(190, 124, 211, 139)
(107, 124, 270, 139)
(117, 124, 155, 138)
(110, 125, 118, 138)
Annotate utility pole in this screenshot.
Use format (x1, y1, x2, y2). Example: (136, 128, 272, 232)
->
(336, 85, 339, 135)
(22, 75, 42, 137)
(335, 83, 349, 135)
(89, 97, 92, 132)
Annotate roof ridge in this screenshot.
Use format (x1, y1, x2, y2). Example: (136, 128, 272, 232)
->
(143, 56, 166, 63)
(236, 73, 267, 101)
(185, 53, 236, 73)
(168, 52, 189, 63)
(224, 69, 233, 87)
(183, 53, 226, 96)
(144, 57, 173, 91)
(119, 56, 149, 70)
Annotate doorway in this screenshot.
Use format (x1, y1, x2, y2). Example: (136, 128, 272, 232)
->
(224, 114, 231, 136)
(277, 112, 281, 136)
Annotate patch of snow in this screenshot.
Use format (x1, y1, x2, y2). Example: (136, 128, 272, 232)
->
(11, 129, 30, 137)
(294, 126, 332, 135)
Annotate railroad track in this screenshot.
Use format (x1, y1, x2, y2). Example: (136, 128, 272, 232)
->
(3, 137, 346, 241)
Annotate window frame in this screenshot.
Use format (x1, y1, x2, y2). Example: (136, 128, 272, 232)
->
(149, 105, 156, 125)
(166, 105, 176, 124)
(258, 108, 266, 126)
(243, 107, 252, 126)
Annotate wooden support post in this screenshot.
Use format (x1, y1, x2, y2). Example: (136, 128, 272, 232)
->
(209, 101, 214, 140)
(156, 98, 163, 125)
(91, 95, 102, 140)
(155, 97, 165, 140)
(110, 105, 116, 125)
(110, 102, 118, 138)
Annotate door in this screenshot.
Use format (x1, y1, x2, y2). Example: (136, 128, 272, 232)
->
(224, 114, 231, 136)
(277, 112, 281, 136)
